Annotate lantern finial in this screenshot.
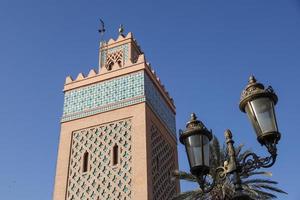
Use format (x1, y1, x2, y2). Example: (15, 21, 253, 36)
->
(240, 75, 278, 112)
(191, 113, 197, 120)
(181, 113, 213, 143)
(225, 129, 233, 139)
(249, 75, 256, 84)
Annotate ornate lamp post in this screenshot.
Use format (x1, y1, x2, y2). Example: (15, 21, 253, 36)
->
(179, 76, 281, 200)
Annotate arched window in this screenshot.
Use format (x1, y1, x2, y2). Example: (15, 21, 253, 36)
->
(83, 151, 89, 173)
(107, 61, 114, 71)
(117, 60, 122, 67)
(113, 144, 119, 166)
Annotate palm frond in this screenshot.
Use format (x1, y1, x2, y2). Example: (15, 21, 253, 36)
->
(253, 184, 288, 194)
(244, 187, 277, 199)
(172, 188, 203, 200)
(237, 149, 253, 162)
(210, 135, 221, 167)
(235, 143, 244, 157)
(172, 170, 197, 182)
(241, 171, 272, 178)
(242, 179, 278, 185)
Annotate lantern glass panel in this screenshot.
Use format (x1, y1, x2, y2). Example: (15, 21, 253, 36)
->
(185, 134, 210, 169)
(245, 97, 278, 138)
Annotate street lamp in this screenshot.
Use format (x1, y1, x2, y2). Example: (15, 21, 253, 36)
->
(240, 75, 280, 157)
(179, 113, 212, 182)
(179, 76, 281, 199)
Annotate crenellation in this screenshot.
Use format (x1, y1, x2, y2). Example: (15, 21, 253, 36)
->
(170, 98, 174, 104)
(107, 38, 115, 45)
(64, 32, 174, 108)
(65, 76, 73, 84)
(136, 54, 146, 63)
(116, 34, 125, 41)
(146, 63, 175, 107)
(87, 69, 97, 77)
(104, 32, 133, 47)
(151, 69, 155, 75)
(75, 73, 85, 81)
(126, 32, 133, 38)
(156, 77, 160, 83)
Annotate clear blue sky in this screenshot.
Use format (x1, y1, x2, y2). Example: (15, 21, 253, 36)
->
(0, 0, 299, 199)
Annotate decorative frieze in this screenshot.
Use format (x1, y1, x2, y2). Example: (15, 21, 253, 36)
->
(62, 71, 176, 138)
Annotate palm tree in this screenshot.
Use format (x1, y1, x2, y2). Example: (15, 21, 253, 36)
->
(173, 136, 287, 200)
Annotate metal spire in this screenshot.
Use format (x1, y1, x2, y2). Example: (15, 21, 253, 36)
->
(98, 19, 105, 41)
(98, 19, 106, 69)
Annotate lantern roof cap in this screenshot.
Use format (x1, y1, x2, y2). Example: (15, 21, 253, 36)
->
(179, 113, 212, 144)
(239, 75, 278, 112)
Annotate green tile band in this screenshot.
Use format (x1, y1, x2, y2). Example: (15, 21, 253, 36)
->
(62, 71, 176, 138)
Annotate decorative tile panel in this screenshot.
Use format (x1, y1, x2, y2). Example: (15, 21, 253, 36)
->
(62, 72, 144, 121)
(144, 74, 176, 137)
(151, 123, 177, 200)
(66, 118, 132, 200)
(62, 96, 145, 122)
(62, 71, 176, 138)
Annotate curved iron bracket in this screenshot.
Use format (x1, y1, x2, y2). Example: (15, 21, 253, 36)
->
(240, 140, 277, 174)
(241, 152, 277, 174)
(195, 166, 228, 193)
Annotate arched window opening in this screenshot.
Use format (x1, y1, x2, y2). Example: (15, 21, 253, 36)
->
(83, 151, 89, 173)
(117, 60, 122, 67)
(113, 144, 119, 166)
(107, 61, 114, 70)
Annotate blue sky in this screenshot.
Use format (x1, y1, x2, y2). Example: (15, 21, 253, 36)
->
(0, 0, 299, 199)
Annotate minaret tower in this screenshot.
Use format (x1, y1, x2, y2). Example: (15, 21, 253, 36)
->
(53, 29, 179, 200)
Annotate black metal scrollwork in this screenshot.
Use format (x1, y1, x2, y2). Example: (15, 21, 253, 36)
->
(195, 166, 228, 193)
(241, 152, 277, 174)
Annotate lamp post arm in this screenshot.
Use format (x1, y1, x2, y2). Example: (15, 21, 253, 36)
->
(241, 150, 277, 175)
(240, 138, 278, 175)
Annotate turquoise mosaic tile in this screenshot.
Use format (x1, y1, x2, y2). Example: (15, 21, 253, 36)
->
(62, 96, 145, 122)
(62, 71, 144, 117)
(62, 71, 176, 138)
(144, 74, 176, 137)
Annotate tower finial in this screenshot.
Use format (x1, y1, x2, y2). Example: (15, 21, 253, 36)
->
(98, 19, 106, 69)
(118, 24, 124, 36)
(98, 19, 105, 40)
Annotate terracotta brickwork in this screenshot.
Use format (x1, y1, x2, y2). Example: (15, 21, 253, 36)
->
(150, 123, 177, 200)
(66, 119, 132, 200)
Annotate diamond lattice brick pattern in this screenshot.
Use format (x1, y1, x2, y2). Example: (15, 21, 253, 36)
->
(151, 123, 177, 200)
(105, 50, 124, 69)
(67, 118, 132, 200)
(101, 44, 129, 68)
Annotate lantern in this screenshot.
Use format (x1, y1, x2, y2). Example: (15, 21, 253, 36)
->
(180, 113, 212, 176)
(239, 76, 280, 146)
